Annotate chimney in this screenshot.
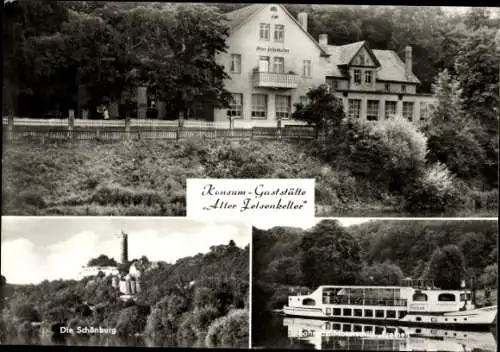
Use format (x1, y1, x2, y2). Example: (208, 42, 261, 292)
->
(298, 12, 308, 32)
(405, 45, 412, 79)
(319, 34, 328, 48)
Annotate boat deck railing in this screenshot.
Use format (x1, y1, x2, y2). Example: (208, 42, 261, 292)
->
(322, 296, 408, 307)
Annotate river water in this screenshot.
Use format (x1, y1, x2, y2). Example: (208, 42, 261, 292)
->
(252, 314, 498, 351)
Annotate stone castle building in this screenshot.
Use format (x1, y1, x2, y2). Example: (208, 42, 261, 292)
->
(78, 230, 148, 297)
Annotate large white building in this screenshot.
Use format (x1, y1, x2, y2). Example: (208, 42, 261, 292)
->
(77, 265, 119, 280)
(213, 4, 436, 125)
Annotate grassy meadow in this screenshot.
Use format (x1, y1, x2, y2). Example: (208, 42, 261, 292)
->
(2, 138, 394, 216)
(2, 138, 497, 216)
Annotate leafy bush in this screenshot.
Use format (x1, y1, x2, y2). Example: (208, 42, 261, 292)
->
(478, 264, 498, 289)
(205, 309, 248, 348)
(291, 84, 345, 138)
(337, 117, 427, 192)
(144, 294, 190, 346)
(115, 306, 148, 337)
(403, 162, 462, 213)
(13, 303, 41, 323)
(426, 122, 485, 180)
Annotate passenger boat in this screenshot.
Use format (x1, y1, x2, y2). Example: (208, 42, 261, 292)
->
(283, 279, 497, 327)
(283, 317, 497, 351)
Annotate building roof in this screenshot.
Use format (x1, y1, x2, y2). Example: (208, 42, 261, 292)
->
(224, 3, 266, 32)
(324, 44, 421, 84)
(372, 49, 420, 84)
(223, 3, 330, 57)
(338, 41, 366, 65)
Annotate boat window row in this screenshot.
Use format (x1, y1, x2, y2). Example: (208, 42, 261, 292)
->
(325, 307, 405, 319)
(412, 292, 462, 302)
(323, 287, 401, 300)
(322, 296, 407, 306)
(323, 322, 405, 336)
(321, 336, 406, 351)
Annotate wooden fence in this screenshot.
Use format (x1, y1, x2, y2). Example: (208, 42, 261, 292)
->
(2, 117, 317, 143)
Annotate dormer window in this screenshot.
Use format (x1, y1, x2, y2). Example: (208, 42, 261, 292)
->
(385, 83, 390, 92)
(353, 69, 362, 84)
(402, 84, 406, 93)
(364, 71, 372, 84)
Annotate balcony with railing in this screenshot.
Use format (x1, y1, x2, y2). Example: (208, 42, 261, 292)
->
(252, 71, 299, 89)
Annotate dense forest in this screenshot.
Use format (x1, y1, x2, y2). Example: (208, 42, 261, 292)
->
(0, 241, 249, 347)
(252, 220, 498, 338)
(4, 2, 499, 113)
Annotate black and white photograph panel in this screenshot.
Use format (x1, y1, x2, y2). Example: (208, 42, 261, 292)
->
(3, 2, 498, 217)
(251, 218, 498, 350)
(0, 217, 250, 348)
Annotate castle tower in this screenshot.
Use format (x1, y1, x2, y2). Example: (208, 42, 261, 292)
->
(120, 230, 128, 264)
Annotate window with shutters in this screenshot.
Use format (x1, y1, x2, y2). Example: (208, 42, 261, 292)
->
(228, 93, 243, 118)
(364, 70, 372, 84)
(230, 54, 241, 74)
(403, 102, 414, 121)
(354, 69, 362, 84)
(273, 57, 284, 73)
(251, 94, 267, 119)
(367, 100, 379, 121)
(274, 24, 284, 42)
(348, 99, 361, 119)
(385, 101, 397, 119)
(275, 95, 291, 119)
(302, 60, 311, 77)
(259, 23, 270, 40)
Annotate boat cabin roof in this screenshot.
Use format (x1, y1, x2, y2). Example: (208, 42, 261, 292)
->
(317, 285, 469, 292)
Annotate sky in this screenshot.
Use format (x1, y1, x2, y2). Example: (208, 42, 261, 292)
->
(1, 217, 250, 285)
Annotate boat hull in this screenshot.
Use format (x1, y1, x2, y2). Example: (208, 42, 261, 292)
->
(282, 305, 497, 329)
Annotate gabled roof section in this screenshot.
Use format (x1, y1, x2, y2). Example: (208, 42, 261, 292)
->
(372, 50, 420, 84)
(223, 3, 330, 57)
(223, 3, 267, 33)
(337, 41, 365, 65)
(324, 45, 343, 77)
(324, 44, 421, 84)
(336, 41, 381, 68)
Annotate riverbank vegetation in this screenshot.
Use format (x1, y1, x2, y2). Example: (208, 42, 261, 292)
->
(3, 130, 497, 217)
(252, 219, 498, 338)
(0, 241, 249, 347)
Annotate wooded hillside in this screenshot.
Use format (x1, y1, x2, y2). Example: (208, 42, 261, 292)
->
(0, 241, 249, 347)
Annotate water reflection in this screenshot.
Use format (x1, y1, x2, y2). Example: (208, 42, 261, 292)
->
(282, 317, 497, 351)
(3, 331, 150, 347)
